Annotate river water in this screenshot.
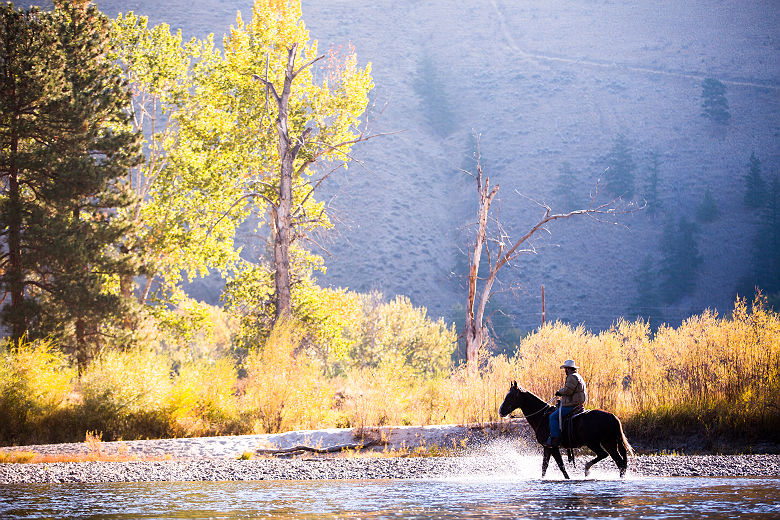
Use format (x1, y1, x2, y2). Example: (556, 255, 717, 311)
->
(2, 475, 778, 519)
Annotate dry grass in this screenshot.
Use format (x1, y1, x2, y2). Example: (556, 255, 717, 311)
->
(497, 295, 780, 440)
(0, 449, 172, 464)
(1, 296, 777, 446)
(0, 451, 36, 463)
(23, 453, 171, 463)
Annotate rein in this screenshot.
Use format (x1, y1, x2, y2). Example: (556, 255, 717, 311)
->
(511, 396, 557, 419)
(522, 405, 550, 418)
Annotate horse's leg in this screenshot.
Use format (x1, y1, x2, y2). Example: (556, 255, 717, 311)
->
(550, 448, 570, 479)
(616, 437, 629, 478)
(604, 443, 626, 478)
(542, 447, 555, 478)
(584, 443, 609, 477)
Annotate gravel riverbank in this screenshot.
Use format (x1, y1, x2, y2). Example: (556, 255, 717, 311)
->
(1, 454, 778, 484)
(2, 428, 778, 484)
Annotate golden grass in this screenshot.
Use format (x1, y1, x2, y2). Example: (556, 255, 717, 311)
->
(1, 296, 777, 445)
(0, 450, 172, 464)
(0, 451, 36, 463)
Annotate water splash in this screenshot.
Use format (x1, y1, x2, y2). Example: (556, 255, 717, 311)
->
(444, 438, 548, 481)
(443, 438, 644, 482)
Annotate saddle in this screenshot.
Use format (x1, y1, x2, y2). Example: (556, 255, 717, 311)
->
(563, 404, 585, 420)
(561, 405, 587, 436)
(562, 405, 588, 464)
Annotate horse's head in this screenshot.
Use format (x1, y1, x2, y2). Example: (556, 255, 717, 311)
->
(499, 380, 525, 417)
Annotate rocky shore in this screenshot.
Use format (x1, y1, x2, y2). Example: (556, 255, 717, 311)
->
(1, 454, 779, 484)
(1, 425, 778, 484)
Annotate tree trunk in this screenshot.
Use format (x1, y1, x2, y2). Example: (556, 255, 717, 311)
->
(75, 317, 88, 371)
(270, 46, 299, 321)
(464, 315, 484, 371)
(7, 135, 25, 342)
(119, 273, 133, 300)
(274, 153, 293, 320)
(465, 164, 498, 373)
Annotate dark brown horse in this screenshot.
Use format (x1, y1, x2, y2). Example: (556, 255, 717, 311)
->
(499, 381, 632, 479)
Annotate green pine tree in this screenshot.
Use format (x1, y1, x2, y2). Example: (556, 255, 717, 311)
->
(696, 188, 719, 223)
(0, 4, 64, 342)
(750, 176, 780, 296)
(658, 216, 701, 303)
(603, 134, 635, 198)
(743, 152, 766, 209)
(631, 254, 661, 327)
(0, 2, 141, 366)
(701, 78, 731, 126)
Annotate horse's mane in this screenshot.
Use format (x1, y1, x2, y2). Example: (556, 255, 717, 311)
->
(521, 387, 550, 411)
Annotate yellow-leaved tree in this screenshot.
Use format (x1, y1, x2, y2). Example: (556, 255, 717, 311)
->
(177, 0, 373, 329)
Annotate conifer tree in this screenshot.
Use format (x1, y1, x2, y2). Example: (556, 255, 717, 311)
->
(750, 176, 780, 296)
(631, 254, 661, 328)
(696, 188, 719, 223)
(743, 152, 766, 209)
(1, 4, 62, 342)
(413, 53, 455, 137)
(603, 133, 635, 198)
(701, 78, 731, 126)
(658, 216, 701, 303)
(0, 2, 140, 366)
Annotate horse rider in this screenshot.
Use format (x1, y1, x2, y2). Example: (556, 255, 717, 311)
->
(546, 359, 588, 448)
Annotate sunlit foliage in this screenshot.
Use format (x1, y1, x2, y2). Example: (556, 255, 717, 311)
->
(1, 297, 776, 445)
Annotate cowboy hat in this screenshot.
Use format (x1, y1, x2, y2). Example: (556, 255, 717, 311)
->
(560, 359, 579, 369)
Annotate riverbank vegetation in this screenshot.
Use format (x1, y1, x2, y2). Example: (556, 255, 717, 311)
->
(2, 295, 777, 449)
(1, 1, 778, 454)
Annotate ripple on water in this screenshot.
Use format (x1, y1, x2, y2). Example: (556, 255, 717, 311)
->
(1, 475, 779, 519)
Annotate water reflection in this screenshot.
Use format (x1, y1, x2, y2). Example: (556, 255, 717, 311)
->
(1, 477, 778, 519)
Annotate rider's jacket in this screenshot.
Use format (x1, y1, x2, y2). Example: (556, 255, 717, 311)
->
(558, 372, 587, 408)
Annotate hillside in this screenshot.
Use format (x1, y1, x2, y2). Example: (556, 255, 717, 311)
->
(19, 0, 780, 337)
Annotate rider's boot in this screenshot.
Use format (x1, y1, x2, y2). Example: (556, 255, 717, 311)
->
(544, 436, 560, 448)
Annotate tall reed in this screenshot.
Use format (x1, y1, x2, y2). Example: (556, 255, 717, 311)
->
(1, 297, 777, 445)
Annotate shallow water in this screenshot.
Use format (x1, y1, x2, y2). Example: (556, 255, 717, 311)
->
(2, 475, 779, 519)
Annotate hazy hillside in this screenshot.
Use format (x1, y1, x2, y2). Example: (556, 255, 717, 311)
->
(19, 0, 780, 336)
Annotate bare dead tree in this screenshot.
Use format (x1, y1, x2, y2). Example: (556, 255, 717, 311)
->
(463, 150, 636, 373)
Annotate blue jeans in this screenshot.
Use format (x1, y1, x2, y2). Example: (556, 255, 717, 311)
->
(549, 406, 575, 438)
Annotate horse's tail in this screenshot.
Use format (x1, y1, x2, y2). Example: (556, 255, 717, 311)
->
(616, 418, 634, 462)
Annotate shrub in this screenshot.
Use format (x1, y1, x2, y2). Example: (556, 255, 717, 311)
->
(442, 355, 515, 425)
(342, 292, 456, 377)
(167, 356, 240, 436)
(241, 318, 334, 433)
(493, 296, 779, 439)
(79, 348, 172, 440)
(2, 296, 776, 445)
(0, 338, 75, 445)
